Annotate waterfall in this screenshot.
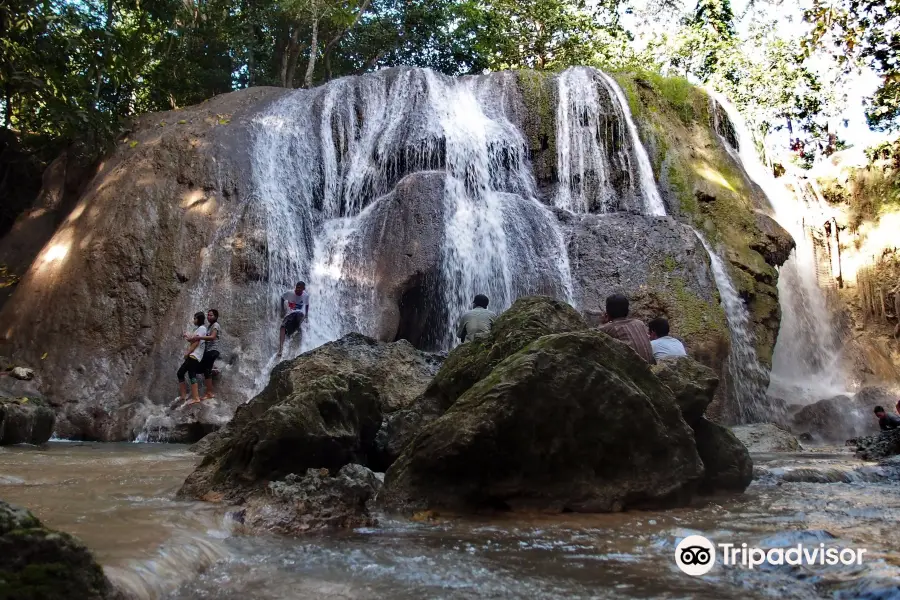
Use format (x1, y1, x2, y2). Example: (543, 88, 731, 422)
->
(247, 68, 574, 365)
(710, 93, 850, 404)
(694, 231, 770, 422)
(553, 67, 666, 216)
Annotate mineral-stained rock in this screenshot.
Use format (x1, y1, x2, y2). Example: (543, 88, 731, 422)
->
(651, 357, 720, 425)
(0, 396, 55, 445)
(237, 464, 382, 535)
(854, 429, 900, 461)
(381, 330, 704, 513)
(0, 500, 124, 600)
(692, 418, 753, 493)
(731, 423, 801, 453)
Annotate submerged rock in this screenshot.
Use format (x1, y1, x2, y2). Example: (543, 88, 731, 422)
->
(0, 396, 55, 445)
(0, 500, 123, 600)
(381, 330, 704, 513)
(237, 464, 381, 534)
(178, 334, 440, 502)
(732, 423, 801, 453)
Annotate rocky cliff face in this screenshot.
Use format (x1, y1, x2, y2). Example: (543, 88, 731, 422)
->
(0, 67, 791, 439)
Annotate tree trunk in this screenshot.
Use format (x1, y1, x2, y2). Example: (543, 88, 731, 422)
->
(321, 0, 372, 81)
(303, 17, 319, 89)
(284, 26, 303, 88)
(94, 0, 115, 104)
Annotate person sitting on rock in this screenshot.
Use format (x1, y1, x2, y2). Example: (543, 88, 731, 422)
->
(277, 281, 309, 358)
(187, 308, 221, 400)
(874, 406, 900, 431)
(647, 317, 687, 360)
(597, 293, 656, 364)
(456, 294, 496, 343)
(177, 312, 207, 405)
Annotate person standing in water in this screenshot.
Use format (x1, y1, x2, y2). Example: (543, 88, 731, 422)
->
(177, 312, 207, 405)
(188, 309, 221, 399)
(456, 294, 496, 343)
(277, 281, 310, 357)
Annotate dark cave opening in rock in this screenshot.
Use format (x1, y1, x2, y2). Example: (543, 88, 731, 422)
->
(394, 273, 446, 352)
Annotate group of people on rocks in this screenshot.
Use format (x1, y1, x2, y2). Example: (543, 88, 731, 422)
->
(455, 291, 686, 365)
(176, 282, 310, 405)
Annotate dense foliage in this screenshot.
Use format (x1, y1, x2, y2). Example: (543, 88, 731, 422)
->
(0, 0, 892, 232)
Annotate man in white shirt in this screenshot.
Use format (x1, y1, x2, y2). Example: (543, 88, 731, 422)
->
(648, 317, 687, 360)
(277, 281, 310, 357)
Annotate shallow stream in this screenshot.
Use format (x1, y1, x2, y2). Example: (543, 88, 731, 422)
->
(2, 443, 899, 599)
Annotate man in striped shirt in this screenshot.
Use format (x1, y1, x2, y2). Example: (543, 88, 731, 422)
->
(597, 293, 656, 364)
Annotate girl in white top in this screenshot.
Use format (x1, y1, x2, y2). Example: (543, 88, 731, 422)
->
(177, 312, 207, 404)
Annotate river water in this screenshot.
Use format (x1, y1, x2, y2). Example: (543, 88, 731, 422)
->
(2, 443, 900, 599)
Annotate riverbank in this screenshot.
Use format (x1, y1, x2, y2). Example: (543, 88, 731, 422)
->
(2, 442, 899, 599)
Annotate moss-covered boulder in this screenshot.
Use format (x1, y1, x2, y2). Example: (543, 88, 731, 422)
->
(380, 330, 704, 513)
(177, 333, 442, 502)
(652, 356, 720, 424)
(423, 296, 586, 411)
(178, 373, 381, 502)
(0, 397, 55, 445)
(0, 500, 122, 600)
(692, 418, 753, 493)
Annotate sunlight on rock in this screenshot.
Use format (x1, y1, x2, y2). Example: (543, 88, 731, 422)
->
(695, 164, 735, 192)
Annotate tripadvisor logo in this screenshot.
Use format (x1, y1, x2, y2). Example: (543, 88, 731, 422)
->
(674, 534, 867, 576)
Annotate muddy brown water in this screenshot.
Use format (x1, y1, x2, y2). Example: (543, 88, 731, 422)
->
(2, 442, 899, 599)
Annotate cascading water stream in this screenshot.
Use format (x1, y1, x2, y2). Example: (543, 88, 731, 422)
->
(246, 68, 574, 372)
(710, 93, 850, 404)
(695, 231, 771, 422)
(554, 67, 667, 216)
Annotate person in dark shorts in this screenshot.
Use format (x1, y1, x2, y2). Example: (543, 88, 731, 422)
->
(177, 312, 207, 405)
(277, 281, 310, 357)
(188, 309, 221, 399)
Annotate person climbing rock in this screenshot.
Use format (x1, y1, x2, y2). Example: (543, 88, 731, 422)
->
(188, 309, 221, 399)
(177, 312, 207, 405)
(597, 293, 656, 364)
(278, 282, 310, 357)
(874, 406, 900, 431)
(456, 294, 496, 343)
(647, 317, 687, 360)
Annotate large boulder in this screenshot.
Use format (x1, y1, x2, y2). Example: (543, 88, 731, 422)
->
(651, 356, 720, 424)
(133, 398, 233, 444)
(0, 397, 55, 445)
(0, 500, 123, 600)
(692, 418, 753, 493)
(423, 295, 586, 411)
(380, 331, 704, 513)
(731, 423, 801, 452)
(371, 295, 587, 470)
(790, 394, 879, 443)
(178, 333, 441, 502)
(236, 464, 381, 535)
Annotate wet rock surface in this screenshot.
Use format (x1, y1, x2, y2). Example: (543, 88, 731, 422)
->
(381, 330, 704, 513)
(732, 423, 802, 452)
(790, 394, 879, 443)
(854, 429, 900, 461)
(692, 418, 753, 493)
(0, 500, 123, 600)
(135, 398, 233, 444)
(651, 356, 720, 424)
(237, 464, 382, 534)
(177, 334, 441, 502)
(0, 396, 55, 445)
